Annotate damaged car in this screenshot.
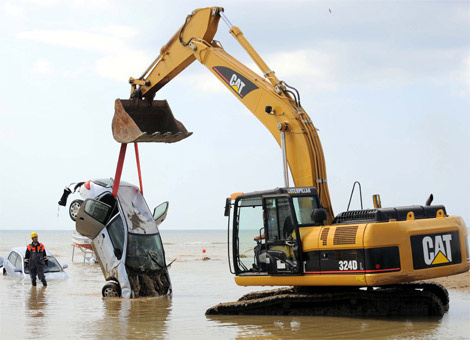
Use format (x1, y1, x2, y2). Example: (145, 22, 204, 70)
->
(68, 178, 171, 298)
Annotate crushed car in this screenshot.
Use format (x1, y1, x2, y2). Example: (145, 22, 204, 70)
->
(2, 247, 68, 280)
(61, 178, 171, 298)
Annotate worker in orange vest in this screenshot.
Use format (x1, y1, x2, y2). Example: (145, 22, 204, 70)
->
(24, 232, 48, 287)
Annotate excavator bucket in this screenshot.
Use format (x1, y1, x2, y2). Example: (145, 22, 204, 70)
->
(112, 99, 192, 143)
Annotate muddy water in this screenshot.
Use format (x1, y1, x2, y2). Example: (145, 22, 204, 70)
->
(0, 230, 469, 339)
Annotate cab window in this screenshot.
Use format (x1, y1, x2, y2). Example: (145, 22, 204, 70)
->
(265, 197, 295, 239)
(292, 196, 319, 226)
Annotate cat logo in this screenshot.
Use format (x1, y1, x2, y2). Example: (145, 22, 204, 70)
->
(212, 66, 258, 98)
(410, 231, 461, 270)
(423, 234, 452, 265)
(229, 74, 245, 96)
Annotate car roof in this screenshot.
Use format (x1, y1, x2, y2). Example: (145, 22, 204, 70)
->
(11, 246, 52, 257)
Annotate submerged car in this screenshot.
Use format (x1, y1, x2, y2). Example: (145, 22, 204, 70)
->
(72, 178, 171, 298)
(2, 247, 68, 279)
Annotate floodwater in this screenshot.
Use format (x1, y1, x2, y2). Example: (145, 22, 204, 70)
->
(0, 230, 469, 340)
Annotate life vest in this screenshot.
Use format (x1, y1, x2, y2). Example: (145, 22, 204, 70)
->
(28, 243, 45, 253)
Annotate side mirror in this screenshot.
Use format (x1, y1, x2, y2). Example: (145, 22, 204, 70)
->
(312, 208, 327, 225)
(14, 268, 22, 273)
(153, 201, 169, 227)
(224, 198, 231, 217)
(62, 264, 68, 270)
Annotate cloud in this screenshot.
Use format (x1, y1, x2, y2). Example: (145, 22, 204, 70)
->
(22, 0, 110, 8)
(17, 29, 126, 53)
(267, 50, 339, 91)
(176, 71, 226, 94)
(3, 3, 24, 17)
(93, 25, 139, 39)
(23, 0, 59, 5)
(32, 59, 53, 75)
(17, 27, 149, 82)
(96, 50, 152, 82)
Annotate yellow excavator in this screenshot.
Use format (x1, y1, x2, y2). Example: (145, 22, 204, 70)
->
(112, 7, 469, 316)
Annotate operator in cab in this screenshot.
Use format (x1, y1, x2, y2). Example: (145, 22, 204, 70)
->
(24, 232, 48, 287)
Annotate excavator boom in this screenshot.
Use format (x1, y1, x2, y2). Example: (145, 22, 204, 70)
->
(113, 7, 334, 223)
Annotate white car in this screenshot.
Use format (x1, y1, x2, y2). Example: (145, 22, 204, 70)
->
(74, 178, 171, 298)
(59, 180, 107, 221)
(2, 247, 68, 279)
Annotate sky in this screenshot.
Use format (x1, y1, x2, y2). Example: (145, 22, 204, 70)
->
(0, 0, 468, 231)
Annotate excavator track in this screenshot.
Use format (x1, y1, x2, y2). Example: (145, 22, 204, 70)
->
(206, 282, 448, 317)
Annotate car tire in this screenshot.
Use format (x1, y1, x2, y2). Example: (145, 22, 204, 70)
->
(2, 268, 6, 276)
(102, 282, 121, 298)
(69, 199, 83, 222)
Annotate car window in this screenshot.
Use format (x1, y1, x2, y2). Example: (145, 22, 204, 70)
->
(13, 252, 23, 269)
(25, 256, 61, 274)
(8, 252, 19, 269)
(8, 252, 17, 263)
(44, 256, 62, 273)
(107, 215, 125, 260)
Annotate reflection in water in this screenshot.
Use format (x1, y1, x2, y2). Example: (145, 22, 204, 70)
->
(27, 286, 47, 318)
(26, 287, 47, 338)
(90, 296, 172, 339)
(206, 314, 443, 340)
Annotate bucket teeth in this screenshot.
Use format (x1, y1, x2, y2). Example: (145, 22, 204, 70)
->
(112, 99, 192, 143)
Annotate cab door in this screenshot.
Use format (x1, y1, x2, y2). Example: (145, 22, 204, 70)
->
(262, 196, 302, 275)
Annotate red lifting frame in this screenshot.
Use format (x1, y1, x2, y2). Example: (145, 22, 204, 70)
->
(112, 143, 144, 198)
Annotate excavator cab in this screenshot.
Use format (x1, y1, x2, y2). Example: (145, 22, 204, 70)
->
(112, 99, 192, 143)
(231, 187, 324, 276)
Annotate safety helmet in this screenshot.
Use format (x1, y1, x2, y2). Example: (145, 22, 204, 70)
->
(31, 232, 38, 239)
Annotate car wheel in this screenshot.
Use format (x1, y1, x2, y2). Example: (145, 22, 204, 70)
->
(2, 268, 6, 276)
(69, 199, 83, 222)
(102, 282, 120, 298)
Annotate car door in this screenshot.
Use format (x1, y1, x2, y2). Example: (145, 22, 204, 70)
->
(6, 252, 21, 277)
(77, 199, 122, 275)
(76, 198, 112, 239)
(13, 252, 26, 278)
(4, 252, 16, 276)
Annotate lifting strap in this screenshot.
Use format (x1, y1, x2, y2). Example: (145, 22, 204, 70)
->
(134, 143, 143, 196)
(112, 143, 144, 197)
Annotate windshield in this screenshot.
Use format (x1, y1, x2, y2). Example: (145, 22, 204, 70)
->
(126, 233, 165, 272)
(292, 196, 319, 226)
(25, 256, 62, 274)
(118, 186, 157, 234)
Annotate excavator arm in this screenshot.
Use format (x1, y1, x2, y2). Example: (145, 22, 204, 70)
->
(113, 7, 334, 223)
